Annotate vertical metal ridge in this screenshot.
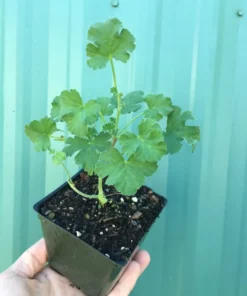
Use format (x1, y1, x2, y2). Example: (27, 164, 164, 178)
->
(27, 0, 50, 246)
(80, 0, 86, 97)
(220, 2, 247, 294)
(45, 0, 70, 194)
(13, 0, 33, 259)
(0, 0, 18, 269)
(236, 152, 247, 296)
(63, 0, 72, 178)
(0, 0, 5, 202)
(189, 0, 202, 112)
(151, 0, 163, 92)
(65, 1, 72, 90)
(236, 3, 247, 293)
(194, 0, 239, 295)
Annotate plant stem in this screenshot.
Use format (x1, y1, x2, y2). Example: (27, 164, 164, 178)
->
(98, 177, 103, 195)
(67, 180, 99, 199)
(110, 57, 122, 129)
(50, 135, 65, 141)
(98, 177, 108, 205)
(99, 112, 107, 124)
(117, 112, 144, 137)
(61, 162, 73, 183)
(112, 137, 117, 146)
(61, 162, 99, 200)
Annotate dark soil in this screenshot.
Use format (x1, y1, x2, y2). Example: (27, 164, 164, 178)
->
(40, 172, 167, 262)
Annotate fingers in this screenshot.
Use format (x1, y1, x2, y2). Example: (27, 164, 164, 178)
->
(11, 238, 47, 278)
(109, 250, 150, 296)
(10, 237, 149, 296)
(132, 250, 150, 274)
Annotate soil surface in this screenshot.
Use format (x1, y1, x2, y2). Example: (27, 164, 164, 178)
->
(40, 172, 167, 262)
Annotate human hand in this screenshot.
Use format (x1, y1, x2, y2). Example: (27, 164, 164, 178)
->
(0, 239, 150, 296)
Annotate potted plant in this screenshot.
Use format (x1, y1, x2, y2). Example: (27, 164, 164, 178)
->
(25, 18, 200, 296)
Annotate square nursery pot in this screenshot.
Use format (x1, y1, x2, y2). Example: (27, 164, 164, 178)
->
(34, 171, 167, 296)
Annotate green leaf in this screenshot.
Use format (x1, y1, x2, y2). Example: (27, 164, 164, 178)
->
(63, 137, 86, 157)
(52, 151, 66, 165)
(119, 132, 138, 156)
(86, 18, 136, 70)
(63, 132, 111, 175)
(110, 87, 117, 95)
(143, 109, 163, 121)
(95, 148, 157, 195)
(121, 91, 144, 114)
(87, 127, 98, 139)
(51, 90, 83, 120)
(119, 119, 167, 162)
(63, 137, 96, 175)
(75, 149, 99, 176)
(64, 100, 100, 137)
(25, 117, 58, 152)
(96, 97, 115, 116)
(50, 96, 61, 121)
(91, 132, 112, 151)
(51, 90, 100, 137)
(110, 94, 118, 108)
(49, 149, 56, 155)
(164, 106, 200, 154)
(63, 112, 88, 138)
(103, 117, 117, 135)
(144, 94, 173, 120)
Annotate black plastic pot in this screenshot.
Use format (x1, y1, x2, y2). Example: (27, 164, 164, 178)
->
(34, 171, 167, 296)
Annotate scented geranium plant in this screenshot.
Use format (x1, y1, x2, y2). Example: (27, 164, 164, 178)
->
(25, 18, 200, 206)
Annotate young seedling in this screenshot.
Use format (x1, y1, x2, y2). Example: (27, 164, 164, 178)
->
(25, 18, 200, 206)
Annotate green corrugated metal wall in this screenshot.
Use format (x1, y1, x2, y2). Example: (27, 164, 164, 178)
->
(0, 0, 247, 295)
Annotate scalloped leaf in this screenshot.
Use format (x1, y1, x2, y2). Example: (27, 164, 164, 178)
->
(95, 148, 157, 195)
(86, 18, 135, 70)
(119, 119, 167, 162)
(63, 133, 111, 175)
(121, 91, 144, 114)
(103, 117, 117, 136)
(96, 97, 115, 116)
(144, 94, 173, 120)
(51, 90, 82, 121)
(25, 117, 58, 152)
(164, 106, 200, 154)
(51, 90, 100, 137)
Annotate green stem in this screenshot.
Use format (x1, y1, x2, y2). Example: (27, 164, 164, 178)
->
(110, 57, 122, 129)
(61, 162, 73, 183)
(112, 137, 117, 147)
(98, 177, 103, 195)
(61, 162, 98, 199)
(68, 180, 99, 199)
(99, 112, 107, 124)
(50, 135, 65, 141)
(117, 112, 144, 137)
(98, 177, 108, 205)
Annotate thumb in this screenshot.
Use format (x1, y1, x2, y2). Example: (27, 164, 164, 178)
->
(11, 238, 47, 278)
